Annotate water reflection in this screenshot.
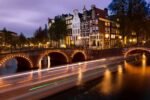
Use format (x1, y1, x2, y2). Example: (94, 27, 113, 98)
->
(40, 55, 51, 69)
(99, 69, 113, 95)
(0, 77, 4, 86)
(96, 65, 124, 95)
(18, 70, 33, 83)
(116, 65, 123, 91)
(46, 54, 150, 100)
(125, 62, 150, 75)
(47, 56, 51, 69)
(29, 70, 33, 80)
(0, 58, 18, 75)
(77, 67, 83, 85)
(142, 53, 147, 75)
(38, 69, 42, 79)
(125, 53, 150, 74)
(94, 55, 150, 97)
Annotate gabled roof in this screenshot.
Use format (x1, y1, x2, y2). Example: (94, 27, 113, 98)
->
(81, 6, 108, 21)
(94, 7, 108, 18)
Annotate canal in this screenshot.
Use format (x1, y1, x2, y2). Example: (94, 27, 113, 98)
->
(44, 53, 150, 100)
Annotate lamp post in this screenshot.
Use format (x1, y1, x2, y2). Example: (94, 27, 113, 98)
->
(105, 34, 109, 39)
(77, 36, 82, 48)
(105, 33, 110, 48)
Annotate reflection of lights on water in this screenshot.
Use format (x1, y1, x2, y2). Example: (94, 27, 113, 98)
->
(104, 69, 111, 79)
(100, 69, 112, 95)
(18, 71, 34, 83)
(124, 56, 150, 75)
(103, 65, 107, 68)
(142, 53, 147, 74)
(142, 53, 147, 67)
(40, 55, 51, 70)
(118, 65, 123, 74)
(142, 53, 146, 60)
(116, 65, 123, 90)
(38, 69, 42, 79)
(77, 67, 83, 85)
(78, 63, 81, 65)
(66, 65, 69, 72)
(47, 56, 51, 69)
(0, 78, 4, 85)
(99, 66, 123, 95)
(81, 62, 87, 72)
(29, 70, 33, 80)
(39, 58, 42, 70)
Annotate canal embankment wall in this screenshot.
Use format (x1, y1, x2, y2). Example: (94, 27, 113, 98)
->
(89, 48, 123, 60)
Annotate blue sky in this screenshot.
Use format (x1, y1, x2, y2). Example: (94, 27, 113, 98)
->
(0, 0, 149, 37)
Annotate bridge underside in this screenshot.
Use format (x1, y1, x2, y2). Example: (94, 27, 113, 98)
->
(49, 52, 68, 67)
(16, 57, 31, 72)
(72, 52, 86, 63)
(0, 50, 88, 74)
(126, 50, 150, 57)
(125, 49, 150, 66)
(0, 57, 32, 75)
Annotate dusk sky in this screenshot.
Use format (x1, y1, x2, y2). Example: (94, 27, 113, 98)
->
(0, 0, 149, 37)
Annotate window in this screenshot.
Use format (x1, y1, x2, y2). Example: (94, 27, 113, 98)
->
(111, 34, 115, 39)
(96, 20, 98, 24)
(105, 28, 110, 33)
(105, 22, 110, 26)
(96, 27, 99, 30)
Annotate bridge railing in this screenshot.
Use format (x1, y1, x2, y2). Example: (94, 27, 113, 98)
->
(0, 47, 88, 55)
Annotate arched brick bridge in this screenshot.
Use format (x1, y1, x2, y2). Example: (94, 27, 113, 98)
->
(0, 49, 90, 71)
(1, 47, 149, 72)
(123, 47, 150, 57)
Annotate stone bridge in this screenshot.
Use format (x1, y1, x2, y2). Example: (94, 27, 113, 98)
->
(0, 49, 90, 71)
(1, 47, 146, 72)
(123, 47, 150, 57)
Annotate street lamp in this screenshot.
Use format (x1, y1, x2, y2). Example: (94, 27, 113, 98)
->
(132, 38, 137, 43)
(119, 36, 122, 39)
(105, 34, 109, 39)
(78, 36, 81, 40)
(129, 39, 132, 43)
(46, 42, 50, 48)
(77, 36, 82, 48)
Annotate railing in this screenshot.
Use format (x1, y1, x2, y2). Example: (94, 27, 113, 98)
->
(0, 47, 87, 55)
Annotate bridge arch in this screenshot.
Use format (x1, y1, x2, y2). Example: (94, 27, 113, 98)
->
(0, 54, 33, 72)
(124, 47, 150, 57)
(38, 50, 69, 68)
(71, 50, 87, 63)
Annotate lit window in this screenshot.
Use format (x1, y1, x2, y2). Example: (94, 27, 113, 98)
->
(105, 22, 108, 26)
(111, 35, 115, 39)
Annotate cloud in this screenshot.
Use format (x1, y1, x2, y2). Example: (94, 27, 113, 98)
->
(0, 0, 112, 37)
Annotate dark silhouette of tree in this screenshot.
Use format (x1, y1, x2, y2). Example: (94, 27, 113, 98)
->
(1, 27, 14, 52)
(109, 0, 150, 45)
(34, 26, 48, 44)
(2, 28, 12, 46)
(49, 15, 67, 47)
(19, 33, 27, 48)
(11, 36, 18, 49)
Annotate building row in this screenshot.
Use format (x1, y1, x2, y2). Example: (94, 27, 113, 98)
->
(48, 5, 123, 49)
(0, 30, 18, 47)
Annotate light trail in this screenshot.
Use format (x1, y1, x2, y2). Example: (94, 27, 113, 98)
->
(0, 55, 134, 99)
(0, 57, 109, 80)
(0, 84, 12, 88)
(0, 56, 124, 86)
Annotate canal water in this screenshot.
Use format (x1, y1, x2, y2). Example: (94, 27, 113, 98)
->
(44, 54, 150, 100)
